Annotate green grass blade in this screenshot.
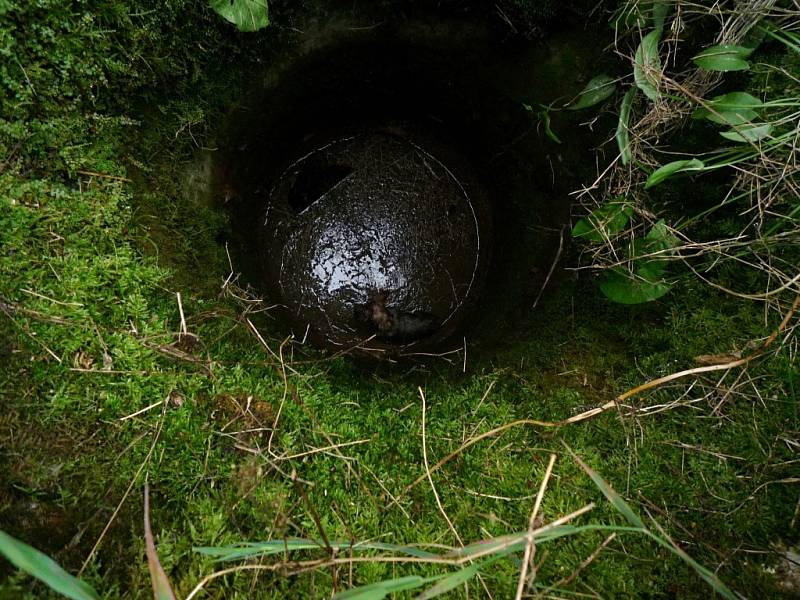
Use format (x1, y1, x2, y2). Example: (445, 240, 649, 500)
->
(760, 24, 800, 53)
(415, 562, 483, 599)
(566, 445, 646, 528)
(450, 532, 527, 558)
(567, 447, 738, 599)
(0, 530, 100, 600)
(616, 88, 636, 164)
(194, 539, 325, 559)
(194, 539, 440, 562)
(642, 531, 737, 600)
(333, 575, 442, 600)
(355, 542, 441, 559)
(144, 484, 176, 600)
(452, 524, 647, 560)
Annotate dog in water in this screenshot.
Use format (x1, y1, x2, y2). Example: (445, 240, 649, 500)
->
(355, 290, 438, 342)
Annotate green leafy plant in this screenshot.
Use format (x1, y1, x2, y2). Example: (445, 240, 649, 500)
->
(575, 5, 798, 310)
(634, 30, 662, 101)
(574, 214, 678, 304)
(598, 265, 671, 304)
(616, 88, 637, 164)
(691, 91, 763, 125)
(209, 0, 270, 31)
(523, 102, 562, 143)
(568, 75, 617, 110)
(644, 158, 704, 188)
(719, 122, 773, 142)
(692, 44, 754, 71)
(614, 4, 668, 166)
(571, 199, 633, 242)
(646, 85, 798, 189)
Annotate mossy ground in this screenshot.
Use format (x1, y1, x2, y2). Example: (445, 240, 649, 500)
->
(1, 2, 798, 598)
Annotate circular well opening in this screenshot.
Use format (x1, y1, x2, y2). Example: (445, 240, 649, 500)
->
(215, 21, 604, 358)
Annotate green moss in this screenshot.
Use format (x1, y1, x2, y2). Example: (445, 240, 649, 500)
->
(1, 1, 798, 598)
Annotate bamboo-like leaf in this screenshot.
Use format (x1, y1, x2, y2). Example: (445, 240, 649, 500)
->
(209, 0, 269, 32)
(616, 88, 636, 164)
(645, 158, 705, 188)
(144, 484, 176, 600)
(0, 530, 100, 600)
(449, 532, 527, 558)
(568, 75, 616, 110)
(194, 539, 324, 559)
(719, 123, 772, 142)
(692, 45, 753, 71)
(634, 31, 662, 101)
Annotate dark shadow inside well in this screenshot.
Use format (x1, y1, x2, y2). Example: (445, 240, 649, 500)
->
(214, 19, 608, 359)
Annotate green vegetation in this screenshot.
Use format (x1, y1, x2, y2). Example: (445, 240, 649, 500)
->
(2, 1, 798, 598)
(570, 6, 799, 309)
(209, 0, 270, 32)
(0, 531, 99, 600)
